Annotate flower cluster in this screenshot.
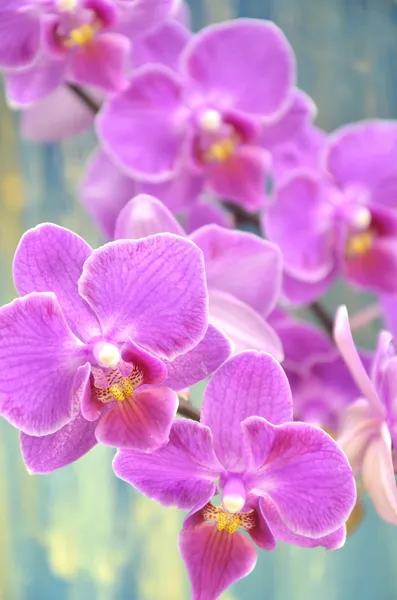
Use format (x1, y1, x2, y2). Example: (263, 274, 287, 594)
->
(1, 3, 397, 598)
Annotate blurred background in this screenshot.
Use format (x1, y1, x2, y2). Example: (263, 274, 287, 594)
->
(0, 0, 396, 598)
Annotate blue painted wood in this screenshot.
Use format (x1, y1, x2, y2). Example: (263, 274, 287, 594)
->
(0, 1, 396, 598)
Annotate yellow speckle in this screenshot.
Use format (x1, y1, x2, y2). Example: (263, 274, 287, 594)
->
(346, 230, 373, 257)
(205, 138, 236, 163)
(202, 502, 256, 535)
(66, 24, 96, 47)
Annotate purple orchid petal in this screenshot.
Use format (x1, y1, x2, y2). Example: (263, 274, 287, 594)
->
(116, 0, 174, 39)
(122, 338, 167, 383)
(344, 237, 397, 295)
(171, 0, 190, 26)
(78, 234, 208, 359)
(114, 194, 185, 240)
(179, 521, 257, 600)
(259, 497, 346, 550)
(20, 85, 98, 142)
(95, 386, 178, 450)
(20, 364, 98, 474)
(96, 65, 184, 180)
(113, 419, 222, 507)
(80, 149, 139, 240)
(271, 125, 326, 183)
(133, 19, 191, 71)
(0, 292, 84, 436)
(191, 225, 282, 316)
(334, 305, 385, 415)
(201, 351, 292, 471)
(13, 223, 100, 342)
(185, 199, 233, 233)
(5, 57, 65, 107)
(208, 146, 269, 212)
(337, 399, 381, 473)
(246, 498, 276, 550)
(243, 418, 356, 537)
(325, 120, 397, 206)
(265, 170, 336, 282)
(273, 320, 333, 374)
(281, 268, 337, 307)
(362, 423, 397, 525)
(380, 295, 397, 340)
(68, 33, 129, 92)
(162, 325, 231, 391)
(260, 89, 317, 149)
(182, 19, 295, 117)
(0, 3, 40, 69)
(209, 290, 284, 359)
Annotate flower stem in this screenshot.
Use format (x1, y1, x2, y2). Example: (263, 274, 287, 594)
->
(308, 302, 334, 337)
(177, 396, 201, 422)
(66, 83, 100, 113)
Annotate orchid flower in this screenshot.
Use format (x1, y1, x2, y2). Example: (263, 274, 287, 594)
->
(114, 351, 356, 599)
(97, 18, 296, 211)
(265, 121, 397, 296)
(334, 305, 397, 525)
(0, 223, 230, 472)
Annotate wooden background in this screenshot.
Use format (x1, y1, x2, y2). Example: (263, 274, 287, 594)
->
(0, 1, 396, 598)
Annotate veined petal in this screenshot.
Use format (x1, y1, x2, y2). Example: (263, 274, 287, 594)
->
(0, 293, 84, 436)
(244, 418, 356, 538)
(96, 65, 184, 180)
(13, 223, 101, 342)
(162, 324, 231, 391)
(209, 290, 283, 360)
(362, 423, 397, 525)
(334, 306, 385, 415)
(260, 497, 346, 550)
(78, 234, 208, 360)
(191, 225, 282, 316)
(20, 365, 98, 473)
(182, 18, 295, 117)
(179, 521, 257, 600)
(95, 387, 178, 450)
(114, 194, 185, 240)
(113, 419, 222, 508)
(201, 351, 292, 471)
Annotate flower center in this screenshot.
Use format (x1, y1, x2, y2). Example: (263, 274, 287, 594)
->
(196, 109, 240, 164)
(94, 341, 121, 369)
(63, 21, 98, 46)
(345, 230, 373, 257)
(91, 364, 144, 404)
(202, 502, 256, 535)
(57, 0, 78, 11)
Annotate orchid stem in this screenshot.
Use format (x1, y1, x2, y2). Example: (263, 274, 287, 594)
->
(177, 396, 201, 422)
(308, 302, 334, 337)
(66, 83, 100, 113)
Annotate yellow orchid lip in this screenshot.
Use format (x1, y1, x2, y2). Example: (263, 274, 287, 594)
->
(63, 22, 98, 47)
